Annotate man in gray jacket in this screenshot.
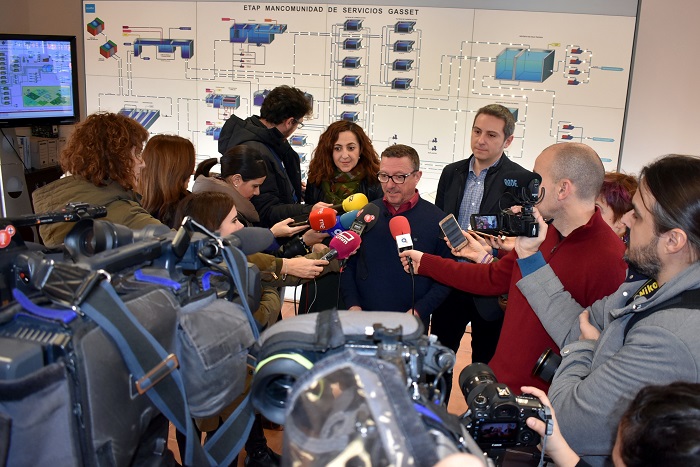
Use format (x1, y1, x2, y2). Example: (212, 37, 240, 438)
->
(512, 154, 700, 466)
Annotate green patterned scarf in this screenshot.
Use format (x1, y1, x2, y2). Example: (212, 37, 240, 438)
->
(320, 169, 363, 204)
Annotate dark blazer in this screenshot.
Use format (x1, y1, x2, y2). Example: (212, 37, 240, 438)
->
(435, 153, 535, 322)
(435, 154, 535, 217)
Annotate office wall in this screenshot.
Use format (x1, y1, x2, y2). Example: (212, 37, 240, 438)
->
(1, 0, 697, 173)
(618, 0, 700, 174)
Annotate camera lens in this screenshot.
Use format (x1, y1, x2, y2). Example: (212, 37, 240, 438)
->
(532, 348, 562, 383)
(458, 362, 497, 401)
(64, 219, 137, 258)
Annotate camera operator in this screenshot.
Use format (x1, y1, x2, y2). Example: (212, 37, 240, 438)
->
(521, 382, 700, 467)
(399, 143, 627, 391)
(513, 154, 700, 465)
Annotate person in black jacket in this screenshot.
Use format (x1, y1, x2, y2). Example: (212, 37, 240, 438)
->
(432, 104, 534, 398)
(217, 85, 330, 229)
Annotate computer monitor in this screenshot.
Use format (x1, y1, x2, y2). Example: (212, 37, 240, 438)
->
(0, 34, 80, 128)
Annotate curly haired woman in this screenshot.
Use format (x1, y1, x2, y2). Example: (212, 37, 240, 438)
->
(300, 120, 383, 313)
(33, 112, 161, 247)
(304, 120, 383, 205)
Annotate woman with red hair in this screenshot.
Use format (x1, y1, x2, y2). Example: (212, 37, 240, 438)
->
(33, 112, 161, 247)
(596, 172, 638, 244)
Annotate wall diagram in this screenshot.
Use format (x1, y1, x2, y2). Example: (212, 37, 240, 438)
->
(82, 2, 635, 196)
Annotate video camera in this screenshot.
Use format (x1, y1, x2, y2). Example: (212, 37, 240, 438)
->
(251, 313, 456, 423)
(0, 205, 270, 466)
(8, 214, 272, 310)
(470, 174, 542, 238)
(250, 310, 495, 466)
(459, 362, 549, 450)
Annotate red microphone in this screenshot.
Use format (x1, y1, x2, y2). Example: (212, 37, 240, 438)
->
(308, 207, 339, 232)
(320, 230, 362, 261)
(389, 215, 414, 274)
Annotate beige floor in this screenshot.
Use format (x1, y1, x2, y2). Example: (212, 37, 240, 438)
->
(168, 300, 473, 466)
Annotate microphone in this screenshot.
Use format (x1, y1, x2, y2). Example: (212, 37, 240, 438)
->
(320, 230, 362, 261)
(310, 208, 359, 236)
(330, 193, 369, 213)
(290, 193, 371, 227)
(389, 215, 414, 274)
(323, 209, 358, 236)
(339, 209, 359, 228)
(308, 207, 339, 232)
(349, 203, 379, 236)
(224, 227, 275, 255)
(198, 226, 276, 258)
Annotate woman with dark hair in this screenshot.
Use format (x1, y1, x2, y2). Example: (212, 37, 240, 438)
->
(192, 145, 266, 226)
(300, 120, 383, 313)
(192, 145, 322, 244)
(139, 134, 196, 228)
(304, 120, 383, 205)
(33, 111, 161, 247)
(173, 192, 335, 296)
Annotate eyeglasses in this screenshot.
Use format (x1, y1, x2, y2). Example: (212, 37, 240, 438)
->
(377, 170, 418, 184)
(292, 119, 304, 129)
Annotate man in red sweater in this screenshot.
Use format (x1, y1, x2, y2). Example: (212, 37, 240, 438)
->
(400, 143, 627, 390)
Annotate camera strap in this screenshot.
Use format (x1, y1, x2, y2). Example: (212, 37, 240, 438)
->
(80, 277, 252, 467)
(623, 288, 700, 343)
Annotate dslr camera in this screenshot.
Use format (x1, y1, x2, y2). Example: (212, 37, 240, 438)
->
(470, 174, 542, 238)
(460, 363, 548, 449)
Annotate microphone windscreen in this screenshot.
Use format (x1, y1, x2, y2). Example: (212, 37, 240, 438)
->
(339, 209, 359, 229)
(328, 230, 362, 260)
(224, 227, 275, 255)
(326, 217, 345, 237)
(342, 193, 369, 212)
(389, 215, 411, 238)
(357, 204, 380, 233)
(309, 207, 338, 231)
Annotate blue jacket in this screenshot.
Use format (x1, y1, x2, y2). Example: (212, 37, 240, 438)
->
(340, 197, 452, 326)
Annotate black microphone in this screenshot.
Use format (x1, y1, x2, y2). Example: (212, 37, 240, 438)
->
(349, 203, 380, 236)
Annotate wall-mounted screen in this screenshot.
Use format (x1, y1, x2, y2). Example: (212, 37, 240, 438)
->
(0, 34, 80, 127)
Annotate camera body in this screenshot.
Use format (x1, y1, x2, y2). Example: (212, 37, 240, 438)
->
(470, 209, 539, 238)
(460, 363, 546, 449)
(500, 206, 539, 238)
(470, 173, 542, 238)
